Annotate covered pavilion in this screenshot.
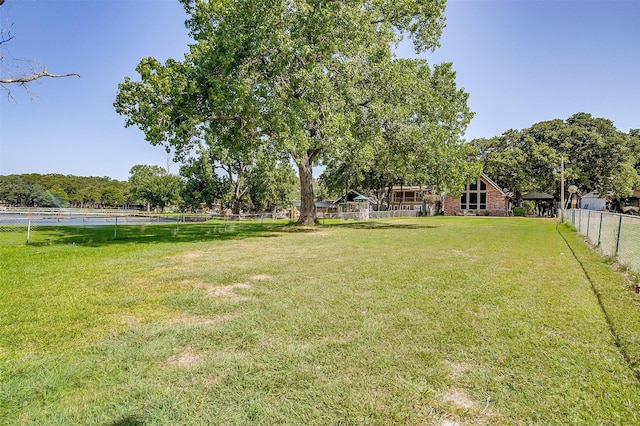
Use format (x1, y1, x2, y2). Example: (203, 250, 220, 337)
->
(521, 191, 555, 217)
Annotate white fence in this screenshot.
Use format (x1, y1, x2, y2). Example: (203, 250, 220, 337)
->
(317, 209, 418, 222)
(566, 209, 640, 274)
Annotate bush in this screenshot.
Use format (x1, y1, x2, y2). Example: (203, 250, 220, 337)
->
(483, 210, 491, 216)
(513, 206, 526, 216)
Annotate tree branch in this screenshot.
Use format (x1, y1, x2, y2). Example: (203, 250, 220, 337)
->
(0, 68, 80, 84)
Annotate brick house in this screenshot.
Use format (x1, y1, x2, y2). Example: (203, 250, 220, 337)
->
(443, 174, 510, 216)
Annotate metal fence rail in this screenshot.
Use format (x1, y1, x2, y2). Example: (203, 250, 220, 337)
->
(0, 210, 214, 245)
(567, 209, 640, 274)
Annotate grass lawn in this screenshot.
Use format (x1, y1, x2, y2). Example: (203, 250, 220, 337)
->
(1, 217, 639, 424)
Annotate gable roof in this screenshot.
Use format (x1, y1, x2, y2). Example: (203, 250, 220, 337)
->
(479, 173, 508, 197)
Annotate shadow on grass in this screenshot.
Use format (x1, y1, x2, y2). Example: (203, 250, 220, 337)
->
(24, 218, 438, 247)
(26, 220, 291, 247)
(105, 416, 145, 426)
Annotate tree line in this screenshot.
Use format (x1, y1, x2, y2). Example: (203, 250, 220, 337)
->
(471, 113, 640, 210)
(0, 174, 128, 208)
(0, 163, 297, 213)
(5, 110, 635, 213)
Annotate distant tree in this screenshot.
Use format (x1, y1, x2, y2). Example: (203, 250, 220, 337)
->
(0, 1, 79, 99)
(473, 113, 640, 209)
(128, 165, 183, 212)
(179, 150, 230, 211)
(100, 184, 125, 208)
(246, 149, 297, 212)
(0, 175, 42, 206)
(40, 185, 68, 208)
(0, 173, 128, 208)
(627, 128, 640, 174)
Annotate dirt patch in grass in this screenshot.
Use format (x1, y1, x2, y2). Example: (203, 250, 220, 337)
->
(449, 250, 480, 261)
(192, 374, 225, 389)
(167, 346, 203, 367)
(172, 251, 205, 262)
(443, 389, 476, 410)
(202, 283, 253, 301)
(250, 274, 272, 281)
(445, 361, 472, 379)
(168, 312, 240, 326)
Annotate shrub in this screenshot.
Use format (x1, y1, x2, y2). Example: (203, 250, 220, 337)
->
(513, 206, 526, 216)
(483, 210, 491, 216)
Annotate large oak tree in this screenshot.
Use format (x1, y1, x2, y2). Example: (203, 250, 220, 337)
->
(115, 0, 474, 224)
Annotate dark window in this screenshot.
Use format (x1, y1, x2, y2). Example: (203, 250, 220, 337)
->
(461, 178, 488, 211)
(469, 192, 478, 209)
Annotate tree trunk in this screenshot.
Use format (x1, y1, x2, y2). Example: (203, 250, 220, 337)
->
(297, 151, 317, 225)
(232, 180, 243, 215)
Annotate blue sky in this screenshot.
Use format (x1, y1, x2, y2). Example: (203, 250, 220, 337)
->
(0, 0, 638, 181)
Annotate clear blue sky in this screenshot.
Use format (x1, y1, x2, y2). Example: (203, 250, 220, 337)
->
(0, 0, 638, 181)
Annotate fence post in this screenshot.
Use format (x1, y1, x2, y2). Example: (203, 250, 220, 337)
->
(597, 212, 603, 246)
(615, 215, 623, 256)
(586, 210, 591, 239)
(578, 209, 582, 232)
(26, 212, 32, 245)
(114, 216, 118, 240)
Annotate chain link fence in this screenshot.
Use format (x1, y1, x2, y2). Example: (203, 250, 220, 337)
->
(0, 209, 304, 246)
(0, 209, 212, 245)
(566, 209, 640, 274)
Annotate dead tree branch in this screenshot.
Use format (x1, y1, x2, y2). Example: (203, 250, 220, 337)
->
(0, 68, 80, 84)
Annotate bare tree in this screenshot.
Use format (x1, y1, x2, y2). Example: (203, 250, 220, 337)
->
(0, 0, 79, 99)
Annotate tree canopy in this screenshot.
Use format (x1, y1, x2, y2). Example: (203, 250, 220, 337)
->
(115, 0, 475, 224)
(0, 174, 128, 208)
(128, 165, 183, 212)
(472, 113, 640, 208)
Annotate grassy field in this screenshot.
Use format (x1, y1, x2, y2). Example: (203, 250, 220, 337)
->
(1, 217, 639, 425)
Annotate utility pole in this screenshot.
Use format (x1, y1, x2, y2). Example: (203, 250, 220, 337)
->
(560, 155, 565, 223)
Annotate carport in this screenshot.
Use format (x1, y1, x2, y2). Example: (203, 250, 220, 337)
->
(522, 191, 555, 216)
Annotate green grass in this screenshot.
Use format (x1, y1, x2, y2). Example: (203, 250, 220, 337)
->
(1, 217, 639, 424)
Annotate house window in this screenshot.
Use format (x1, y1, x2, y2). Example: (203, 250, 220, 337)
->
(460, 178, 488, 211)
(469, 192, 478, 210)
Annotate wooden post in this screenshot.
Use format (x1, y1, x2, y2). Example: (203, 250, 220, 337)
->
(26, 212, 32, 245)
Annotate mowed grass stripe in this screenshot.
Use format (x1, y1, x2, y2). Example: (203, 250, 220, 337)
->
(1, 217, 638, 424)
